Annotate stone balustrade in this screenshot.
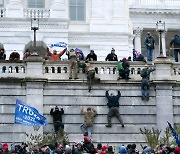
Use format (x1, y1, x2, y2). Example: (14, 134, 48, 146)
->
(0, 59, 179, 81)
(24, 9, 50, 18)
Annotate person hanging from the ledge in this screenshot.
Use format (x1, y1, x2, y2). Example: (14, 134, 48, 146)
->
(79, 60, 100, 92)
(140, 64, 155, 101)
(80, 107, 97, 141)
(105, 90, 124, 128)
(50, 106, 64, 132)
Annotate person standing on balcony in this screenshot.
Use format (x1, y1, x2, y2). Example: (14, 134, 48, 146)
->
(170, 34, 180, 62)
(9, 50, 20, 61)
(66, 48, 79, 80)
(47, 48, 67, 61)
(80, 107, 97, 140)
(23, 49, 30, 60)
(50, 106, 64, 132)
(105, 48, 118, 61)
(86, 50, 97, 61)
(0, 48, 6, 60)
(105, 90, 124, 128)
(144, 32, 155, 62)
(140, 65, 155, 101)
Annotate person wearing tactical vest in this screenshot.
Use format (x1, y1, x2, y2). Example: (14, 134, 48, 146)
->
(85, 61, 100, 92)
(140, 65, 155, 101)
(67, 49, 79, 79)
(170, 34, 180, 62)
(144, 32, 155, 62)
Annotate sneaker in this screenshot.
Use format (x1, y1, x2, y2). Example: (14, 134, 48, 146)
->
(122, 124, 124, 128)
(69, 77, 72, 79)
(74, 77, 79, 80)
(105, 124, 112, 127)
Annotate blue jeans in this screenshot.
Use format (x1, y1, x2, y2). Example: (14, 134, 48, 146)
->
(174, 49, 180, 62)
(147, 48, 153, 61)
(80, 123, 93, 139)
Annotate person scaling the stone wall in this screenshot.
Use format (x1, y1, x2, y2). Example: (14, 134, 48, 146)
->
(80, 107, 97, 140)
(50, 106, 64, 132)
(79, 60, 100, 92)
(140, 64, 155, 101)
(66, 48, 79, 80)
(105, 90, 124, 128)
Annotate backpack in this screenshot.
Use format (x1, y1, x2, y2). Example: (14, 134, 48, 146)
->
(174, 36, 180, 45)
(140, 68, 148, 78)
(117, 61, 124, 71)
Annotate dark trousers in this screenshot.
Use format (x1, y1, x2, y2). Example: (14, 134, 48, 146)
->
(119, 68, 130, 79)
(54, 121, 64, 132)
(141, 79, 150, 98)
(174, 49, 180, 62)
(87, 70, 100, 91)
(107, 107, 124, 125)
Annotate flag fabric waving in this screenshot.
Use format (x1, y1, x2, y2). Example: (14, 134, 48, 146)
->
(14, 99, 48, 126)
(49, 42, 67, 48)
(167, 121, 180, 147)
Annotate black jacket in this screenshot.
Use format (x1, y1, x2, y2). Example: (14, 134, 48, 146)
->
(50, 108, 64, 122)
(106, 91, 121, 108)
(105, 53, 118, 61)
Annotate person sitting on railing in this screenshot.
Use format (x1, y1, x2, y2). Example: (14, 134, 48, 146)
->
(86, 50, 97, 61)
(47, 48, 67, 61)
(0, 48, 6, 60)
(23, 49, 31, 60)
(105, 48, 118, 61)
(117, 57, 131, 80)
(170, 34, 180, 62)
(9, 51, 20, 61)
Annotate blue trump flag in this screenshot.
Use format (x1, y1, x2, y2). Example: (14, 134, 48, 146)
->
(49, 42, 67, 48)
(167, 121, 180, 147)
(14, 99, 48, 126)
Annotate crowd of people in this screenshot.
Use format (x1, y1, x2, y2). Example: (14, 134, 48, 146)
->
(1, 140, 180, 154)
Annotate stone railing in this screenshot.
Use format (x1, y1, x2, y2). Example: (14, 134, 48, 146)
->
(0, 58, 179, 82)
(129, 0, 180, 6)
(24, 9, 50, 18)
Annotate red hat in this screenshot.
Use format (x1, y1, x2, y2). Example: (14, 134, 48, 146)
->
(122, 57, 127, 61)
(102, 145, 108, 151)
(175, 147, 180, 152)
(84, 137, 88, 141)
(2, 145, 8, 151)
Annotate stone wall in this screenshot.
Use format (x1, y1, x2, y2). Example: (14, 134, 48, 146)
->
(0, 57, 180, 152)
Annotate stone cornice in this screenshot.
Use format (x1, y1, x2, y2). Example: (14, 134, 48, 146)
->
(130, 8, 180, 15)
